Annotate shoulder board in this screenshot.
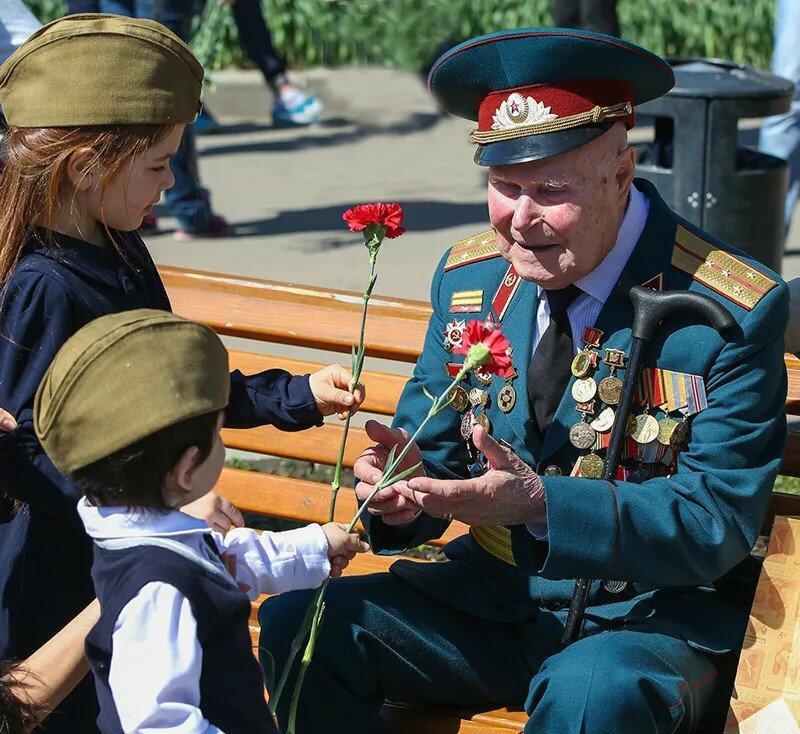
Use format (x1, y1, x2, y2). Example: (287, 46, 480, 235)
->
(443, 229, 502, 272)
(670, 224, 777, 311)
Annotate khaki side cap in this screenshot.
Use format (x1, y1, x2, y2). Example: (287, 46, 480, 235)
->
(34, 309, 230, 474)
(0, 14, 203, 126)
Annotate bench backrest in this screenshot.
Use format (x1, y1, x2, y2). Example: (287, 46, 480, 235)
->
(160, 265, 800, 534)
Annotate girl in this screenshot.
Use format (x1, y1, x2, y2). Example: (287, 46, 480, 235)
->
(0, 15, 363, 732)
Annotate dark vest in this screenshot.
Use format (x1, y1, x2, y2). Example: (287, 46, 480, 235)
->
(86, 538, 276, 733)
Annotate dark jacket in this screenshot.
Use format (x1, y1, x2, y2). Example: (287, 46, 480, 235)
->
(0, 229, 321, 731)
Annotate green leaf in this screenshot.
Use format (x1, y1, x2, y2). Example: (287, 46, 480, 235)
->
(385, 444, 397, 472)
(382, 462, 423, 486)
(421, 386, 436, 403)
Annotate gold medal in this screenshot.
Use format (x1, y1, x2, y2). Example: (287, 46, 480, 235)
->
(657, 417, 678, 446)
(450, 386, 469, 412)
(498, 384, 516, 413)
(571, 378, 597, 403)
(474, 412, 492, 435)
(598, 375, 623, 405)
(632, 414, 659, 444)
(590, 406, 615, 433)
(580, 453, 604, 478)
(571, 350, 592, 378)
(569, 421, 596, 450)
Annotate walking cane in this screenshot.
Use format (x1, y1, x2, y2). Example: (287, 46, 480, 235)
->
(560, 286, 735, 647)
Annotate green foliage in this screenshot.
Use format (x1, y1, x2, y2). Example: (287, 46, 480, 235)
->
(188, 0, 777, 73)
(22, 0, 776, 72)
(774, 474, 800, 495)
(23, 0, 63, 24)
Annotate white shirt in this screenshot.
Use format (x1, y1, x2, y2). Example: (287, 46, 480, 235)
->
(78, 498, 330, 734)
(527, 184, 649, 539)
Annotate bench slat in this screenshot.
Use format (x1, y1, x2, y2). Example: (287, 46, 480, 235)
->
(229, 350, 406, 416)
(222, 423, 371, 466)
(161, 266, 429, 363)
(216, 466, 468, 546)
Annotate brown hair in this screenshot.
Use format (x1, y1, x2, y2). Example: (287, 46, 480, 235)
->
(0, 124, 174, 285)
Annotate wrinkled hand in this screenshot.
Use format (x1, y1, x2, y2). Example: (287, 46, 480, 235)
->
(353, 420, 425, 525)
(321, 522, 370, 578)
(394, 426, 546, 527)
(0, 407, 17, 431)
(308, 364, 366, 419)
(183, 492, 244, 533)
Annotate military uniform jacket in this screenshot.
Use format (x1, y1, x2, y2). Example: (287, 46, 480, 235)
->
(365, 180, 789, 655)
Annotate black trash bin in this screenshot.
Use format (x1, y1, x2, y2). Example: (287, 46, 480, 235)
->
(634, 58, 794, 274)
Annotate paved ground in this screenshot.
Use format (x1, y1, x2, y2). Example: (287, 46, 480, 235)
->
(145, 67, 800, 303)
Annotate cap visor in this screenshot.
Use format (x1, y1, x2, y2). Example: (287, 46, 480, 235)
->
(474, 123, 610, 167)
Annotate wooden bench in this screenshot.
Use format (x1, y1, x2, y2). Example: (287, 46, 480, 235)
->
(160, 264, 800, 734)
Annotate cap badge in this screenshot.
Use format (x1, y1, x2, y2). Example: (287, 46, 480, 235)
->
(492, 92, 558, 131)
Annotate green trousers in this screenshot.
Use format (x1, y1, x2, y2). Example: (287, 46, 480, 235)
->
(259, 572, 731, 734)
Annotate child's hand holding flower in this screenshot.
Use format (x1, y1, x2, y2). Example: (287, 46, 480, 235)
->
(308, 364, 366, 419)
(321, 523, 369, 579)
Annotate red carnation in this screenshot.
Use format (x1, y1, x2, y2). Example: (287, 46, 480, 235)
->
(453, 320, 514, 379)
(342, 202, 405, 239)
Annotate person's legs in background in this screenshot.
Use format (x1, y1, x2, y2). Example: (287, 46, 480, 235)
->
(551, 0, 619, 36)
(228, 0, 323, 127)
(131, 0, 230, 237)
(759, 0, 800, 235)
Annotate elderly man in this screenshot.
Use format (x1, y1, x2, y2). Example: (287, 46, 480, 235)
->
(260, 28, 788, 733)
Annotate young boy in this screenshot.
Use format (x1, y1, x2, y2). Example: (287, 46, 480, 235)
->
(34, 309, 369, 733)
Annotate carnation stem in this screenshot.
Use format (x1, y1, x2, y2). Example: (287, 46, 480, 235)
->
(285, 369, 469, 732)
(328, 247, 378, 521)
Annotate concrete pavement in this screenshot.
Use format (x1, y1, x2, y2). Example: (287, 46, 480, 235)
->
(146, 66, 800, 304)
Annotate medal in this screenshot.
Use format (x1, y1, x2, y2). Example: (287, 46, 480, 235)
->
(460, 412, 474, 439)
(571, 378, 597, 403)
(570, 350, 593, 378)
(443, 319, 466, 351)
(468, 388, 489, 408)
(449, 386, 469, 412)
(580, 453, 604, 478)
(670, 419, 689, 449)
(590, 407, 615, 433)
(474, 368, 493, 386)
(474, 412, 492, 435)
(603, 580, 627, 594)
(498, 384, 516, 413)
(543, 465, 562, 477)
(632, 414, 659, 444)
(569, 421, 596, 450)
(625, 415, 637, 437)
(598, 348, 626, 406)
(598, 375, 623, 405)
(656, 417, 678, 446)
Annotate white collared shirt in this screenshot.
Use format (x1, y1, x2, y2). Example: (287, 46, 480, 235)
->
(78, 498, 330, 733)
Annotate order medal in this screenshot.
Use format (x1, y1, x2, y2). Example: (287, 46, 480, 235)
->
(498, 384, 516, 413)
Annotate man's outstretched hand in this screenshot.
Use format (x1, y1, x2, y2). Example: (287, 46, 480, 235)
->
(353, 420, 425, 525)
